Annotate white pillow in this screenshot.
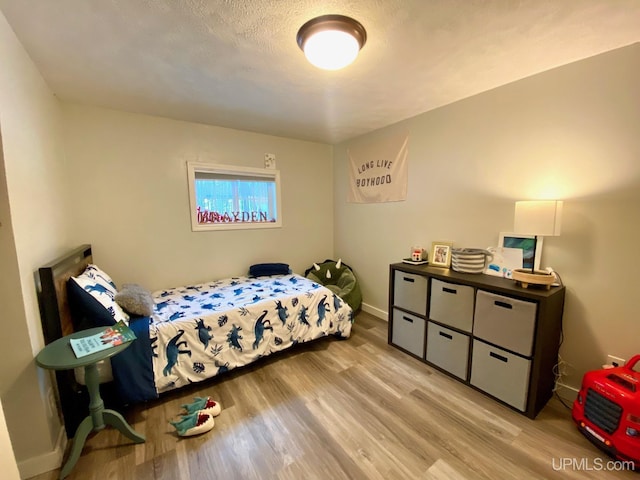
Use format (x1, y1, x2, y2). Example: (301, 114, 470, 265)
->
(84, 264, 117, 290)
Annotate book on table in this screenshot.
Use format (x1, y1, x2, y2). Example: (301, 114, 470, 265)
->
(69, 320, 136, 358)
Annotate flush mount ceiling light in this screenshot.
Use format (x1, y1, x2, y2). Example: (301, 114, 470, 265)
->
(296, 14, 367, 70)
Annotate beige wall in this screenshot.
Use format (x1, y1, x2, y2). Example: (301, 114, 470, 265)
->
(334, 43, 640, 391)
(0, 10, 69, 477)
(0, 399, 20, 480)
(1, 3, 638, 473)
(1, 11, 335, 473)
(61, 104, 335, 291)
(0, 127, 25, 480)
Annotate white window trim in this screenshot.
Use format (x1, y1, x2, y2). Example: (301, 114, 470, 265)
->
(187, 162, 282, 231)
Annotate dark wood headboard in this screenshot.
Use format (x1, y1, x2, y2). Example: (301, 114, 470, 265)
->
(35, 244, 93, 437)
(35, 244, 92, 345)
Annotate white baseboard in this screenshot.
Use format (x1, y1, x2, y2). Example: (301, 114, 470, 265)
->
(361, 302, 387, 321)
(18, 426, 66, 479)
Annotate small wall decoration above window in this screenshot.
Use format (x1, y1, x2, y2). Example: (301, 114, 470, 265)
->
(187, 162, 282, 231)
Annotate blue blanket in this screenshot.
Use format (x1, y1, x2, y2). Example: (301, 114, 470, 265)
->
(110, 316, 157, 404)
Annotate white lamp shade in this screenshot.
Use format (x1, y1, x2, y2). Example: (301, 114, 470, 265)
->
(297, 15, 366, 71)
(303, 30, 360, 70)
(514, 200, 563, 236)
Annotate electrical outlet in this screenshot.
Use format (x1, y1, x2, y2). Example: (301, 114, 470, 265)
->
(46, 388, 57, 417)
(264, 153, 276, 169)
(607, 355, 626, 368)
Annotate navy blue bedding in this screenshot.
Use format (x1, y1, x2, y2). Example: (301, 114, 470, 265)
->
(110, 316, 157, 404)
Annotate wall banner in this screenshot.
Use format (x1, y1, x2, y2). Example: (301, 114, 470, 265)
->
(347, 133, 408, 203)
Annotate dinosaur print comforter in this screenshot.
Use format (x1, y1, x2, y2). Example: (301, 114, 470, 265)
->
(149, 274, 354, 394)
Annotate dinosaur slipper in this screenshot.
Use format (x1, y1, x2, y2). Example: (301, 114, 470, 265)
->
(169, 410, 214, 437)
(181, 396, 222, 417)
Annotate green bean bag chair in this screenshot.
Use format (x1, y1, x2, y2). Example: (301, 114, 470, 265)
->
(304, 259, 362, 312)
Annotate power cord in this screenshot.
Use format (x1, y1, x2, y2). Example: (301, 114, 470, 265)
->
(555, 391, 573, 410)
(549, 271, 570, 409)
(553, 355, 574, 410)
(553, 356, 568, 388)
(545, 267, 564, 287)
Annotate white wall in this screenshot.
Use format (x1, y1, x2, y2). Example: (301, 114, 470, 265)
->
(334, 43, 640, 390)
(0, 128, 25, 480)
(0, 399, 20, 480)
(0, 9, 69, 478)
(0, 3, 637, 472)
(61, 104, 335, 290)
(1, 14, 335, 473)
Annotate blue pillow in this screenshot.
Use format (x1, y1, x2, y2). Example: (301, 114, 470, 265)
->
(69, 265, 129, 325)
(249, 263, 290, 277)
(67, 278, 117, 328)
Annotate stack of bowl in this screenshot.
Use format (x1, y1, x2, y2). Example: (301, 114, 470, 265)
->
(451, 248, 493, 274)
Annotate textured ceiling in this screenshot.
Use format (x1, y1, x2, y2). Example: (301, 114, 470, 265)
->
(1, 0, 639, 143)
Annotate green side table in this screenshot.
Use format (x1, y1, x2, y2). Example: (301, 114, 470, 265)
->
(36, 327, 146, 479)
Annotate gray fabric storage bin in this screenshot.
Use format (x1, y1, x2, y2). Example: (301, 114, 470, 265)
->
(394, 272, 428, 315)
(426, 321, 470, 380)
(470, 339, 531, 411)
(473, 290, 537, 356)
(429, 279, 474, 332)
(392, 308, 426, 357)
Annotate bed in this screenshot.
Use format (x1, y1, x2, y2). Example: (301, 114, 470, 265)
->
(36, 245, 354, 437)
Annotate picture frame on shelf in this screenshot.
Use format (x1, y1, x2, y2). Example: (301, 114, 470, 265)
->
(430, 241, 453, 268)
(498, 232, 543, 270)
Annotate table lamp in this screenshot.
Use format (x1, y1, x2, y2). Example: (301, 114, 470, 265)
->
(511, 200, 563, 288)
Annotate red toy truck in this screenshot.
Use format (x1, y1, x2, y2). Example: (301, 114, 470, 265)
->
(572, 355, 640, 466)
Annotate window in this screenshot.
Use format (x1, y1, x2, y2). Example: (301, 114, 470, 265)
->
(187, 162, 282, 231)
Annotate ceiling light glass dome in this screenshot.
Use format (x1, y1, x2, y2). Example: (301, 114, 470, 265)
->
(297, 15, 367, 71)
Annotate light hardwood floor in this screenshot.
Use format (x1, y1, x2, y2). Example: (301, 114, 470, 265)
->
(30, 312, 635, 479)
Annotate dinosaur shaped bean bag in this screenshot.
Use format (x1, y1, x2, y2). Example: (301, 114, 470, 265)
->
(304, 259, 362, 312)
